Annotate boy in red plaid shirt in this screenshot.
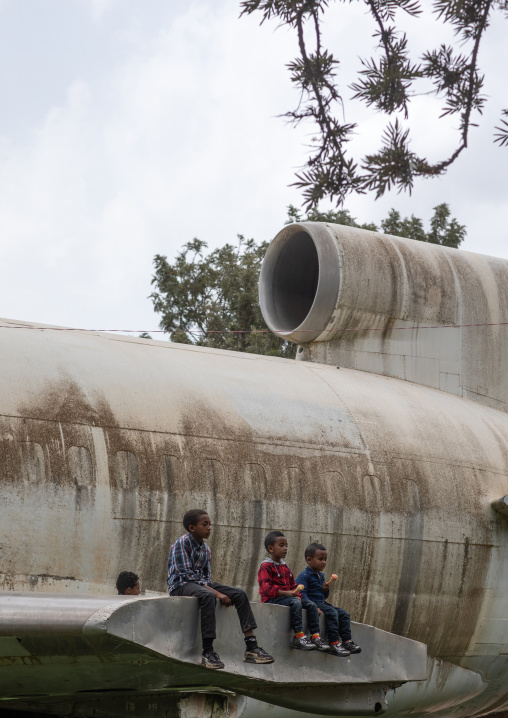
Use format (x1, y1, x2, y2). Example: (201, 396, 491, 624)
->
(258, 531, 328, 651)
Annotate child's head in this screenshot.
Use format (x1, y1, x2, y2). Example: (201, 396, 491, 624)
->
(116, 571, 140, 595)
(305, 542, 327, 572)
(264, 530, 287, 562)
(183, 509, 211, 542)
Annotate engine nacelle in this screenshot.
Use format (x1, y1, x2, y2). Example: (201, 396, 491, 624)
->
(260, 222, 508, 412)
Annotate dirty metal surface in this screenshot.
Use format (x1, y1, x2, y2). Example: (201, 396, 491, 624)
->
(259, 222, 508, 413)
(492, 496, 508, 518)
(0, 592, 426, 716)
(1, 318, 508, 717)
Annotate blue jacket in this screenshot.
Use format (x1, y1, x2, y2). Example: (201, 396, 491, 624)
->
(296, 566, 330, 603)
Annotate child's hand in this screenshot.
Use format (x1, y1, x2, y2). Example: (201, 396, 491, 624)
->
(291, 585, 303, 596)
(318, 608, 323, 616)
(216, 592, 232, 606)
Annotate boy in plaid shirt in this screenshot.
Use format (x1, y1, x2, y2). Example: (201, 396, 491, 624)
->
(258, 530, 328, 651)
(168, 509, 274, 669)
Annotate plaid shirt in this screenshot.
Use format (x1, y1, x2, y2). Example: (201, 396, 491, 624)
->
(258, 558, 298, 602)
(167, 533, 212, 594)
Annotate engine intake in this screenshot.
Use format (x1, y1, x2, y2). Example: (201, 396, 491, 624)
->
(259, 223, 340, 344)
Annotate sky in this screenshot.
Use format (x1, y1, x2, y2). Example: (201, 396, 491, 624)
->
(0, 0, 506, 335)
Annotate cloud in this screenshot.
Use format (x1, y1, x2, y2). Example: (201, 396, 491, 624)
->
(90, 0, 117, 22)
(0, 1, 306, 331)
(0, 0, 506, 334)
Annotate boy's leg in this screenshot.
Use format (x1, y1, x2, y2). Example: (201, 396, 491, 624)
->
(171, 582, 217, 646)
(268, 597, 315, 651)
(301, 598, 320, 635)
(301, 598, 329, 651)
(334, 606, 352, 641)
(316, 602, 340, 643)
(317, 603, 350, 657)
(268, 596, 304, 633)
(330, 605, 361, 654)
(171, 583, 224, 668)
(210, 583, 274, 664)
(210, 583, 257, 633)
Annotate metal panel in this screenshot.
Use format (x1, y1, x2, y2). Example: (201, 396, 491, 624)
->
(0, 592, 426, 716)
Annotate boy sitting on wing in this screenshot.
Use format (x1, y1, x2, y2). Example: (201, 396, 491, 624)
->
(167, 508, 274, 669)
(296, 542, 361, 657)
(258, 530, 329, 652)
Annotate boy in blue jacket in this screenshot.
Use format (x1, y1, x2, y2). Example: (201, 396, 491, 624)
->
(296, 542, 361, 657)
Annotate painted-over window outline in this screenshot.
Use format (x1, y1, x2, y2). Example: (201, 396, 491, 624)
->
(67, 445, 95, 488)
(20, 441, 45, 483)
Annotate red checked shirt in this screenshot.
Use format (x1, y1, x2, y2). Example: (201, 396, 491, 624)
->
(258, 558, 298, 602)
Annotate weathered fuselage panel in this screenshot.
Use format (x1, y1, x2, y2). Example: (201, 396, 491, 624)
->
(1, 319, 508, 717)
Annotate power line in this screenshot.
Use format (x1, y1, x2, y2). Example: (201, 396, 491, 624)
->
(2, 321, 508, 335)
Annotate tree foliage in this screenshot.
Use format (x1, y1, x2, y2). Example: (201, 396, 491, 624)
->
(380, 203, 466, 246)
(288, 202, 466, 247)
(150, 203, 465, 355)
(150, 236, 296, 357)
(240, 0, 508, 208)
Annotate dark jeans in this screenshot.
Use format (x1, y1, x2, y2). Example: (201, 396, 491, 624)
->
(267, 596, 320, 634)
(315, 602, 352, 642)
(171, 582, 257, 646)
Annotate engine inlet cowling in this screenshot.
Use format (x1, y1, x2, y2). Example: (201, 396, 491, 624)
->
(260, 219, 508, 413)
(259, 222, 341, 344)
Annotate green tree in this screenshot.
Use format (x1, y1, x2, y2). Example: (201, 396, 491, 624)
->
(286, 204, 378, 231)
(289, 202, 466, 247)
(151, 203, 465, 354)
(380, 203, 466, 247)
(150, 236, 296, 357)
(240, 0, 508, 208)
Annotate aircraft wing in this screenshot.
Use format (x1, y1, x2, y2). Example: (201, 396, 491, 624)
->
(0, 592, 426, 717)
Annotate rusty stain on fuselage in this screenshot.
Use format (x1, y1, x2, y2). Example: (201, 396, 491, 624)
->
(0, 325, 504, 670)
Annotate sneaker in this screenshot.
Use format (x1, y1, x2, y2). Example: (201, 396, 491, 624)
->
(343, 639, 361, 654)
(201, 649, 225, 669)
(328, 642, 350, 657)
(311, 636, 330, 651)
(291, 635, 316, 651)
(244, 646, 275, 664)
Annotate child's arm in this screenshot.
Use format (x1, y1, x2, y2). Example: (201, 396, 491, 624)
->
(201, 584, 232, 606)
(295, 571, 310, 602)
(278, 587, 301, 597)
(200, 546, 233, 606)
(283, 570, 302, 599)
(170, 540, 232, 605)
(321, 573, 338, 594)
(258, 563, 281, 601)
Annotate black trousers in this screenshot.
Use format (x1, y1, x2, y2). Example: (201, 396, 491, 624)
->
(171, 582, 257, 645)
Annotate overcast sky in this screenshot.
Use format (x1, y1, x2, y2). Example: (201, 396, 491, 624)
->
(0, 0, 506, 334)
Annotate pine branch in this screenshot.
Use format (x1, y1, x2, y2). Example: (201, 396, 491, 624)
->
(240, 0, 502, 206)
(494, 109, 508, 147)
